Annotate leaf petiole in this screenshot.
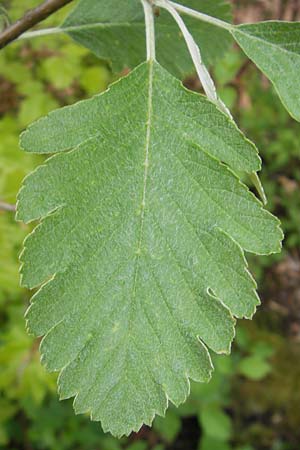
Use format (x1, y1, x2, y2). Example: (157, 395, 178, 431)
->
(168, 1, 234, 31)
(17, 27, 62, 41)
(155, 0, 229, 115)
(141, 0, 156, 61)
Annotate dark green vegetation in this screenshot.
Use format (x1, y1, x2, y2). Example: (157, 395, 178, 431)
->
(1, 0, 300, 449)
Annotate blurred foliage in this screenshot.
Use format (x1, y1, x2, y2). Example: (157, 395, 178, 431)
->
(0, 1, 300, 449)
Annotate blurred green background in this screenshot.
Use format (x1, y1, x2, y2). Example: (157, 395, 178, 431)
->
(0, 1, 300, 449)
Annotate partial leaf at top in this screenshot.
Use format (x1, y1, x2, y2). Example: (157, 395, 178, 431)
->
(61, 0, 232, 78)
(17, 61, 282, 437)
(232, 21, 300, 121)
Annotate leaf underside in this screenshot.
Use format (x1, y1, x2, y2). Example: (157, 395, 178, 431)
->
(232, 21, 300, 121)
(17, 61, 282, 437)
(61, 0, 232, 77)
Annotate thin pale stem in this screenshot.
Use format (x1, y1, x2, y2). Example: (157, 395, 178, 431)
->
(250, 173, 267, 205)
(168, 1, 234, 31)
(0, 201, 16, 212)
(155, 0, 216, 100)
(17, 27, 62, 40)
(141, 0, 156, 61)
(155, 0, 230, 115)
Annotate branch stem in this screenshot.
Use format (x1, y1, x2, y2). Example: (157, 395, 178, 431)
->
(0, 0, 74, 49)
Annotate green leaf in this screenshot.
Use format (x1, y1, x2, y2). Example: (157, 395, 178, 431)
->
(61, 0, 232, 77)
(17, 61, 282, 437)
(154, 409, 181, 443)
(199, 405, 232, 441)
(249, 341, 275, 359)
(238, 356, 271, 380)
(231, 21, 300, 121)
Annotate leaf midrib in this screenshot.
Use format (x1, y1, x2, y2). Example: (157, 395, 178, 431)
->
(62, 22, 178, 34)
(131, 60, 154, 322)
(61, 21, 213, 34)
(62, 22, 145, 32)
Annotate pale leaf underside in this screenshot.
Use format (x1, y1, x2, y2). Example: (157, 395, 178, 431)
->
(17, 61, 282, 436)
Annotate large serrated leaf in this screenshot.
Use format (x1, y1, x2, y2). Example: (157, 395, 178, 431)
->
(232, 21, 300, 121)
(61, 0, 232, 77)
(17, 61, 282, 437)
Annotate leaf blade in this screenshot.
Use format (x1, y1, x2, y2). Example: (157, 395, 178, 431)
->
(17, 61, 282, 436)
